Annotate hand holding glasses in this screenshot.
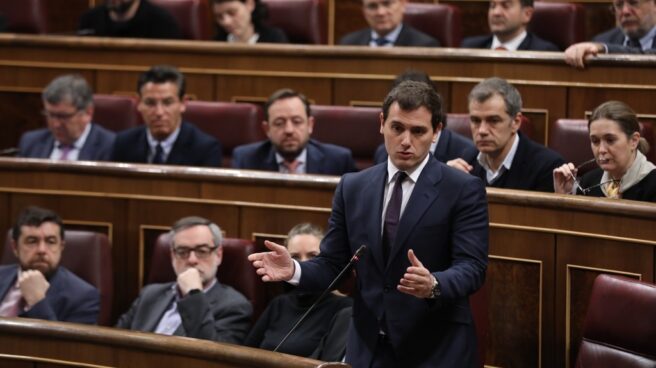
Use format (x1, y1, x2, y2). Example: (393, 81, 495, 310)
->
(553, 158, 620, 195)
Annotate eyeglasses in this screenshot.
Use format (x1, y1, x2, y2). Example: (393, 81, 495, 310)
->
(364, 0, 398, 11)
(42, 109, 81, 122)
(610, 0, 645, 12)
(172, 245, 217, 260)
(580, 179, 621, 195)
(567, 158, 621, 195)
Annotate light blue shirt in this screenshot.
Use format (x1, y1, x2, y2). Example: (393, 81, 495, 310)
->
(146, 125, 181, 164)
(369, 24, 403, 47)
(477, 132, 520, 184)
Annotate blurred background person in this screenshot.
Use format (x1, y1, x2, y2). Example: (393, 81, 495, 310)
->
(212, 0, 288, 44)
(244, 223, 352, 360)
(553, 100, 656, 201)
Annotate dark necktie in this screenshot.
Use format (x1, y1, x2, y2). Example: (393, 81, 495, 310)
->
(627, 38, 642, 49)
(152, 143, 164, 164)
(374, 37, 391, 47)
(382, 172, 407, 263)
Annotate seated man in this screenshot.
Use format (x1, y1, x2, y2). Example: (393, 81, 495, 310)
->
(462, 0, 558, 51)
(564, 0, 656, 67)
(232, 89, 357, 175)
(340, 0, 440, 47)
(448, 77, 564, 192)
(78, 0, 182, 39)
(0, 207, 100, 323)
(111, 65, 222, 167)
(116, 216, 252, 343)
(374, 70, 474, 164)
(18, 74, 115, 161)
(245, 223, 352, 360)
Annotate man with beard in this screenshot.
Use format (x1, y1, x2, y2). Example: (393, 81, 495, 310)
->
(0, 207, 99, 323)
(461, 0, 558, 51)
(78, 0, 182, 39)
(232, 88, 358, 175)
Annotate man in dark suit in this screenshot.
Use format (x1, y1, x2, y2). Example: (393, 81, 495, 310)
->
(18, 74, 115, 161)
(249, 81, 489, 367)
(462, 0, 558, 51)
(111, 65, 222, 167)
(0, 207, 99, 324)
(564, 0, 656, 67)
(340, 0, 439, 47)
(448, 77, 564, 192)
(232, 89, 357, 175)
(116, 216, 252, 343)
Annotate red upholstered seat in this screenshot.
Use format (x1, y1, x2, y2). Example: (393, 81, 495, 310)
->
(261, 0, 327, 44)
(2, 230, 114, 326)
(575, 274, 656, 367)
(548, 119, 595, 174)
(183, 100, 265, 167)
(0, 0, 49, 34)
(148, 233, 267, 320)
(92, 94, 141, 132)
(528, 2, 585, 51)
(310, 105, 383, 170)
(149, 0, 212, 40)
(403, 3, 463, 48)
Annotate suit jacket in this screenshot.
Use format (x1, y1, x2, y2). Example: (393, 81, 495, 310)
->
(0, 265, 99, 324)
(374, 129, 474, 164)
(579, 167, 656, 202)
(298, 157, 489, 367)
(115, 280, 252, 344)
(461, 32, 560, 51)
(339, 24, 440, 47)
(18, 123, 116, 161)
(462, 131, 565, 192)
(593, 27, 627, 45)
(111, 122, 222, 167)
(232, 139, 358, 175)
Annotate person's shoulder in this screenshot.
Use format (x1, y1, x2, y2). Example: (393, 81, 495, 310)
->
(310, 140, 352, 156)
(0, 264, 16, 274)
(524, 32, 560, 51)
(233, 140, 270, 155)
(91, 123, 116, 139)
(212, 282, 251, 307)
(181, 121, 219, 144)
(592, 27, 624, 44)
(522, 136, 564, 163)
(461, 34, 492, 48)
(257, 25, 289, 43)
(398, 24, 440, 47)
(79, 5, 107, 22)
(55, 267, 98, 294)
(115, 125, 146, 141)
(339, 28, 370, 45)
(20, 128, 51, 142)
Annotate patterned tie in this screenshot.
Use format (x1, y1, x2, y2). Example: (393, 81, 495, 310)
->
(374, 37, 391, 47)
(382, 172, 407, 264)
(627, 38, 642, 49)
(152, 143, 164, 164)
(59, 144, 72, 160)
(282, 160, 300, 174)
(606, 180, 621, 199)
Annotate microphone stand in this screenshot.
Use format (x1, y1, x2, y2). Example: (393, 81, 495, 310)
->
(274, 245, 366, 352)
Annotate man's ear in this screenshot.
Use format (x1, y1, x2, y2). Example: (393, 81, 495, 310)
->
(307, 116, 315, 135)
(11, 240, 19, 257)
(379, 112, 385, 134)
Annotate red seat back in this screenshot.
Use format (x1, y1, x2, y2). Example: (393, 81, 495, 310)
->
(528, 2, 585, 51)
(403, 3, 462, 47)
(93, 94, 141, 132)
(261, 0, 327, 44)
(0, 0, 48, 34)
(149, 0, 212, 40)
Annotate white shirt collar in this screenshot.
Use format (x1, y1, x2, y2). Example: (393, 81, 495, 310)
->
(275, 148, 308, 174)
(227, 32, 260, 44)
(50, 123, 92, 161)
(386, 151, 431, 185)
(477, 132, 520, 184)
(491, 30, 528, 51)
(623, 25, 656, 49)
(369, 23, 403, 47)
(146, 124, 182, 162)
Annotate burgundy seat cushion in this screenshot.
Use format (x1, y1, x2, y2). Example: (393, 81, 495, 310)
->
(404, 3, 462, 47)
(149, 0, 212, 40)
(0, 0, 48, 34)
(528, 2, 585, 51)
(93, 94, 141, 132)
(261, 0, 327, 44)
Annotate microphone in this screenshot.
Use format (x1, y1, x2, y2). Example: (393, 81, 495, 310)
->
(274, 244, 366, 352)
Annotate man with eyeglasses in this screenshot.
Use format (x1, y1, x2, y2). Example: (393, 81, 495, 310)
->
(17, 74, 116, 161)
(116, 216, 252, 343)
(111, 65, 222, 167)
(0, 206, 100, 323)
(565, 0, 656, 67)
(339, 0, 440, 47)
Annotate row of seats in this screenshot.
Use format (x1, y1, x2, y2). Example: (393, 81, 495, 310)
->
(0, 0, 585, 49)
(91, 95, 656, 169)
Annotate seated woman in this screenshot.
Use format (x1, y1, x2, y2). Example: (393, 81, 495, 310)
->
(211, 0, 289, 44)
(553, 100, 656, 201)
(244, 223, 352, 361)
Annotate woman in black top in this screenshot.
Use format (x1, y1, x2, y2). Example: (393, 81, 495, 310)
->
(211, 0, 288, 44)
(553, 101, 656, 202)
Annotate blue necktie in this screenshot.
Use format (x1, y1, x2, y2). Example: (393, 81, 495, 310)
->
(382, 172, 407, 263)
(374, 37, 391, 47)
(152, 143, 164, 164)
(627, 38, 642, 49)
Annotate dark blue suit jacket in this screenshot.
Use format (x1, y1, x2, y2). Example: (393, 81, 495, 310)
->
(596, 28, 656, 53)
(298, 157, 489, 367)
(461, 32, 560, 51)
(462, 132, 564, 192)
(231, 139, 358, 175)
(18, 123, 115, 161)
(374, 129, 474, 164)
(0, 265, 99, 324)
(339, 24, 440, 47)
(111, 122, 222, 167)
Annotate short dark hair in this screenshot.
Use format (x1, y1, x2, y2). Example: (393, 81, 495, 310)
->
(589, 100, 650, 155)
(284, 222, 324, 247)
(212, 0, 270, 36)
(137, 65, 185, 98)
(264, 88, 311, 122)
(42, 74, 94, 111)
(12, 206, 64, 242)
(382, 80, 443, 130)
(468, 77, 522, 118)
(391, 69, 445, 127)
(170, 216, 222, 248)
(519, 0, 534, 7)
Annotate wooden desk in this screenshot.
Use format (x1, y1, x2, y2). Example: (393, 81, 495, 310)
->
(0, 317, 330, 368)
(0, 158, 654, 368)
(1, 34, 656, 150)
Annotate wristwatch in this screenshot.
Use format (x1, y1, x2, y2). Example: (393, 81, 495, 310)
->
(428, 275, 441, 299)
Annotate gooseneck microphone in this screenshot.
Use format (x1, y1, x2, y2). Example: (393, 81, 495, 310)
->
(274, 244, 367, 352)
